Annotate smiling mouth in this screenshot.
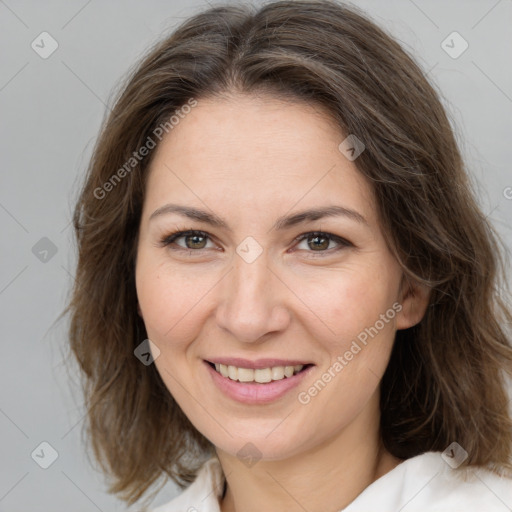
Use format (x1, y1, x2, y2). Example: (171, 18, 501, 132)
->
(206, 361, 313, 383)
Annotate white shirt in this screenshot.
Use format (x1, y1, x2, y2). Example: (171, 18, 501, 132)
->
(151, 451, 512, 511)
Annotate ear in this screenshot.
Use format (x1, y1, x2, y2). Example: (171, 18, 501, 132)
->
(395, 275, 431, 330)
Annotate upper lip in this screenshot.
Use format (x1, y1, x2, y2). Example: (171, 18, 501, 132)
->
(205, 357, 313, 369)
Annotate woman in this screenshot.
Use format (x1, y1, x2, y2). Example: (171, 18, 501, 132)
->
(66, 1, 512, 510)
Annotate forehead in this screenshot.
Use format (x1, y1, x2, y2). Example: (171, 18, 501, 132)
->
(143, 94, 375, 226)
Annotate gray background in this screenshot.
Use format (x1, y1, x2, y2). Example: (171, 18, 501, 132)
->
(1, 0, 511, 511)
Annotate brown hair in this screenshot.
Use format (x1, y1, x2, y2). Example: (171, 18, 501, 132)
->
(63, 0, 512, 506)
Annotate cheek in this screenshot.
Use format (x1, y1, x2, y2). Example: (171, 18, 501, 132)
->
(296, 262, 399, 399)
(135, 264, 207, 399)
(298, 261, 398, 344)
(136, 260, 214, 344)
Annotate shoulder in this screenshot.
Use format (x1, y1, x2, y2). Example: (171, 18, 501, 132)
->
(148, 451, 512, 511)
(344, 451, 512, 511)
(150, 457, 224, 512)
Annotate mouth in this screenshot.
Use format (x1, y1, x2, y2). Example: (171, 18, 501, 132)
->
(203, 358, 315, 404)
(206, 361, 313, 383)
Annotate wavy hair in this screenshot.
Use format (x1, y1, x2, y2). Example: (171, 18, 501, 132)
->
(64, 0, 512, 506)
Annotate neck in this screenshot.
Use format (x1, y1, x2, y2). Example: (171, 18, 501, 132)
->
(217, 393, 403, 512)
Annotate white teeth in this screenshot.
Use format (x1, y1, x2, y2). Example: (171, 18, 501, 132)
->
(228, 365, 238, 380)
(284, 366, 294, 378)
(237, 367, 254, 382)
(254, 368, 272, 383)
(213, 363, 305, 383)
(271, 366, 285, 380)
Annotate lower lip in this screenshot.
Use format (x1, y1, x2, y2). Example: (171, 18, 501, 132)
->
(204, 361, 314, 404)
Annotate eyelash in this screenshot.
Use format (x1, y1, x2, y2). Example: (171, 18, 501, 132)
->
(158, 229, 352, 257)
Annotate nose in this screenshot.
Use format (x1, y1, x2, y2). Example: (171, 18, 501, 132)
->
(215, 250, 291, 343)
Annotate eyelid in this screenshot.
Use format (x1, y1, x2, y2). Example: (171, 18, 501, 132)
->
(291, 231, 353, 253)
(158, 229, 215, 250)
(158, 228, 353, 256)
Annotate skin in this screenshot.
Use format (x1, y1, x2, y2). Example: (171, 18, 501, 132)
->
(135, 93, 430, 512)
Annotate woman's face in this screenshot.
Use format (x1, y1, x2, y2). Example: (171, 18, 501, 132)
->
(135, 94, 426, 461)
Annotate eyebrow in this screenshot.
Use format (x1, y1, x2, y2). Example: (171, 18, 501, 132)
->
(148, 203, 368, 230)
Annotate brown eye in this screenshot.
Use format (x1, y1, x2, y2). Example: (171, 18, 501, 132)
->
(294, 231, 352, 256)
(185, 233, 208, 249)
(307, 234, 330, 251)
(159, 230, 214, 252)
